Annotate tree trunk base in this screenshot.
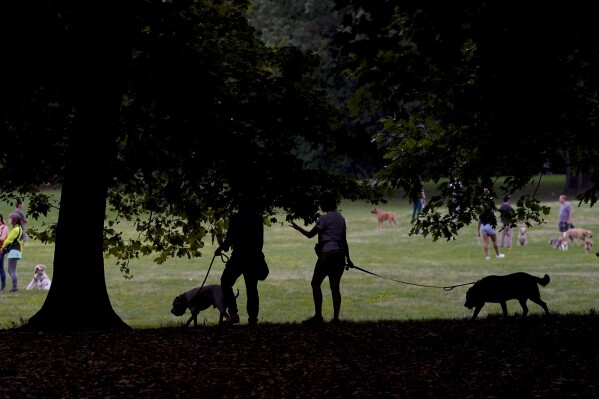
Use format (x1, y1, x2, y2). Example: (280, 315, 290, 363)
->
(15, 307, 131, 332)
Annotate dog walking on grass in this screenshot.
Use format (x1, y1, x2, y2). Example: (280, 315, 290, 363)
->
(171, 284, 236, 327)
(370, 208, 398, 227)
(464, 272, 550, 320)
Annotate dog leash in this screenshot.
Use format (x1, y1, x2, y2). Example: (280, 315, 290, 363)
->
(346, 264, 476, 291)
(198, 253, 230, 292)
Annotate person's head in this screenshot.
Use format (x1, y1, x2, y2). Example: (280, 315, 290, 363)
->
(559, 195, 567, 204)
(319, 191, 337, 213)
(8, 213, 21, 226)
(503, 194, 511, 203)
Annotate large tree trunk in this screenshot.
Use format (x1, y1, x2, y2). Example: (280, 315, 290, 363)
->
(564, 167, 593, 198)
(19, 4, 134, 331)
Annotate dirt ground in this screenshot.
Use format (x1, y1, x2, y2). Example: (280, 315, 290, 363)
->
(1, 314, 598, 398)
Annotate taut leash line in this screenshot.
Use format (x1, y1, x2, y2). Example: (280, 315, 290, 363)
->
(346, 264, 476, 291)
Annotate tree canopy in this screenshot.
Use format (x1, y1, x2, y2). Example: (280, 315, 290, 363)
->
(0, 0, 381, 330)
(2, 0, 382, 270)
(3, 1, 599, 330)
(332, 1, 599, 240)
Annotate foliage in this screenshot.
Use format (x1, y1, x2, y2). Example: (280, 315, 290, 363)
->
(333, 2, 599, 240)
(0, 1, 383, 277)
(248, 0, 386, 178)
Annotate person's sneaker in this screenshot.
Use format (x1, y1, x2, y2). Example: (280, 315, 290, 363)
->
(485, 256, 490, 260)
(302, 315, 324, 325)
(330, 318, 341, 325)
(229, 313, 240, 324)
(9, 288, 18, 292)
(496, 254, 505, 259)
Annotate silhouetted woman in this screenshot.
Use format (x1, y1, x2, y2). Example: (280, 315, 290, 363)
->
(290, 191, 354, 324)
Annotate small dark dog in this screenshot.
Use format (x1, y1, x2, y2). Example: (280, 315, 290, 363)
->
(464, 272, 550, 320)
(171, 284, 238, 327)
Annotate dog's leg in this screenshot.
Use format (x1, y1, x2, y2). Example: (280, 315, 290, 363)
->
(518, 299, 529, 318)
(530, 298, 550, 316)
(471, 305, 484, 320)
(185, 316, 193, 327)
(185, 312, 198, 327)
(500, 302, 509, 319)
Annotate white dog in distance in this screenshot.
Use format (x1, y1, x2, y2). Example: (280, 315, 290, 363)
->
(26, 264, 52, 290)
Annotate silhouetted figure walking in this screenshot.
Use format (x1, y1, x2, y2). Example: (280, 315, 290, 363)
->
(216, 198, 269, 325)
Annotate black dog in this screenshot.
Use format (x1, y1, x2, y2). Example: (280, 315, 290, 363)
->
(171, 284, 238, 327)
(464, 272, 550, 320)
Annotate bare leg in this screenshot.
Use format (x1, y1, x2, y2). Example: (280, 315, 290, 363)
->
(7, 258, 18, 291)
(311, 277, 324, 317)
(329, 280, 341, 320)
(490, 234, 501, 255)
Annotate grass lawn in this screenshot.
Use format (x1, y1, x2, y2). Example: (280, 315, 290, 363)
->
(1, 175, 597, 329)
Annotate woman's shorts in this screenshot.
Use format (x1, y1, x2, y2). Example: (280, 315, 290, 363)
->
(313, 250, 345, 283)
(7, 249, 21, 259)
(480, 224, 496, 236)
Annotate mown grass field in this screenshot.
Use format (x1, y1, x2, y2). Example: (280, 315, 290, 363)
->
(1, 175, 597, 329)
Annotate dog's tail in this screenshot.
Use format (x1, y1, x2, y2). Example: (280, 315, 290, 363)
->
(537, 274, 550, 287)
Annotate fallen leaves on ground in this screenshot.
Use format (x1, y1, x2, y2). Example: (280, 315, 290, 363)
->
(1, 314, 598, 398)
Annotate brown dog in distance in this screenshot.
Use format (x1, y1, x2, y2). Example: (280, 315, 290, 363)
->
(370, 208, 398, 227)
(464, 272, 550, 320)
(563, 228, 593, 242)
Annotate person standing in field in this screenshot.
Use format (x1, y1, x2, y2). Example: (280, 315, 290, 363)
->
(2, 213, 25, 292)
(411, 188, 426, 222)
(290, 191, 354, 324)
(0, 214, 7, 291)
(558, 194, 574, 235)
(477, 192, 505, 260)
(498, 195, 514, 250)
(14, 199, 28, 243)
(215, 196, 269, 326)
